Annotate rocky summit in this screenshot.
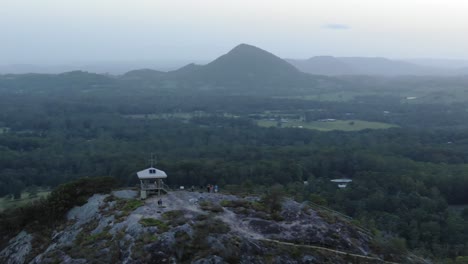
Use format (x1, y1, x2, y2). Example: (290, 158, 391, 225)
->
(1, 190, 425, 264)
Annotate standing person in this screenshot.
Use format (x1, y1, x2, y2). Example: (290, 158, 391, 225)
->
(207, 184, 210, 193)
(214, 185, 218, 193)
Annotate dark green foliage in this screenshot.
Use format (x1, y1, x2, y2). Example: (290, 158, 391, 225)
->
(161, 210, 187, 226)
(46, 177, 117, 218)
(139, 218, 169, 232)
(309, 194, 327, 205)
(220, 199, 252, 208)
(371, 233, 408, 261)
(171, 43, 317, 92)
(121, 200, 144, 213)
(199, 201, 224, 213)
(68, 223, 119, 263)
(455, 256, 468, 264)
(194, 218, 230, 234)
(161, 210, 185, 221)
(0, 177, 116, 243)
(260, 185, 285, 214)
(461, 208, 468, 220)
(1, 71, 468, 260)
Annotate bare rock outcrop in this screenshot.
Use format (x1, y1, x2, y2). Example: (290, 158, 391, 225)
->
(1, 190, 426, 264)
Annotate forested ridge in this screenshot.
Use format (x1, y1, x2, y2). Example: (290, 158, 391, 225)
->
(1, 62, 468, 262)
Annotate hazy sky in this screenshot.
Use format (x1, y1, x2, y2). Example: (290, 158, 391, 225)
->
(2, 0, 468, 64)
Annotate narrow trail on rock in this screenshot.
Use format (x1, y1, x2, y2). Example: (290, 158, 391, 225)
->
(148, 192, 419, 264)
(216, 206, 398, 263)
(260, 238, 400, 264)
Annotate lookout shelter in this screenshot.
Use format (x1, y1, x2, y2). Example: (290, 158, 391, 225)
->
(330, 179, 353, 188)
(137, 167, 168, 199)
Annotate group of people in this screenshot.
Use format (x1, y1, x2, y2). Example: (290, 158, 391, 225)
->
(206, 184, 218, 193)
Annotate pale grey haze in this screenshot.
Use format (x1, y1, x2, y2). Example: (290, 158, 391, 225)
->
(1, 0, 468, 70)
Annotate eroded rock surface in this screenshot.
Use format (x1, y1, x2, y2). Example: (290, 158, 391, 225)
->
(1, 190, 425, 264)
(0, 231, 33, 264)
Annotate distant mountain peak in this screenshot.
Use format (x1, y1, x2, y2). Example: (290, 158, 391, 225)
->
(221, 43, 275, 58)
(229, 43, 261, 52)
(209, 43, 297, 71)
(162, 43, 315, 91)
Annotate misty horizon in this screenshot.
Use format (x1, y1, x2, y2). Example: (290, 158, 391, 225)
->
(2, 43, 468, 75)
(2, 2, 468, 262)
(2, 0, 468, 66)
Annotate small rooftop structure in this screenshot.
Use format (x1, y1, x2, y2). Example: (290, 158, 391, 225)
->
(318, 118, 337, 122)
(331, 179, 353, 188)
(137, 167, 169, 199)
(137, 167, 167, 179)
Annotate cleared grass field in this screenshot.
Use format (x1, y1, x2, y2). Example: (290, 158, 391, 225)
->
(124, 112, 239, 120)
(275, 92, 361, 102)
(277, 87, 468, 104)
(449, 205, 468, 213)
(257, 119, 398, 131)
(124, 112, 202, 120)
(124, 111, 239, 120)
(0, 191, 50, 212)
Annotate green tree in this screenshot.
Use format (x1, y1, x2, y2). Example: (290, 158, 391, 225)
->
(261, 184, 284, 214)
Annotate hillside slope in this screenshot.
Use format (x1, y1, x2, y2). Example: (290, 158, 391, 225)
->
(288, 56, 445, 76)
(166, 44, 319, 91)
(0, 190, 426, 263)
(120, 44, 342, 94)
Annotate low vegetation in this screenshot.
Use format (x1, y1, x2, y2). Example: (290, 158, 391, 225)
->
(257, 119, 397, 131)
(1, 67, 468, 261)
(0, 177, 116, 245)
(0, 190, 50, 212)
(161, 209, 185, 220)
(121, 199, 144, 213)
(199, 201, 224, 213)
(68, 224, 119, 263)
(139, 218, 169, 232)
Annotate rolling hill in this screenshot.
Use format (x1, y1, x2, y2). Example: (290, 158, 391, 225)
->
(121, 69, 166, 80)
(124, 43, 342, 93)
(167, 44, 314, 88)
(287, 56, 447, 76)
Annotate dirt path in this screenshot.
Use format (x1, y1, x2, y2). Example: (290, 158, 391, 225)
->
(260, 238, 400, 264)
(148, 191, 408, 264)
(218, 208, 398, 263)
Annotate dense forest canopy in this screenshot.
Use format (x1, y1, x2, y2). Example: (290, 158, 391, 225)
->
(1, 45, 468, 261)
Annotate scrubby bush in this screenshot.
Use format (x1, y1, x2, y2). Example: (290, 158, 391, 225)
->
(0, 176, 117, 243)
(371, 233, 408, 261)
(199, 201, 224, 213)
(139, 218, 170, 232)
(260, 184, 284, 214)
